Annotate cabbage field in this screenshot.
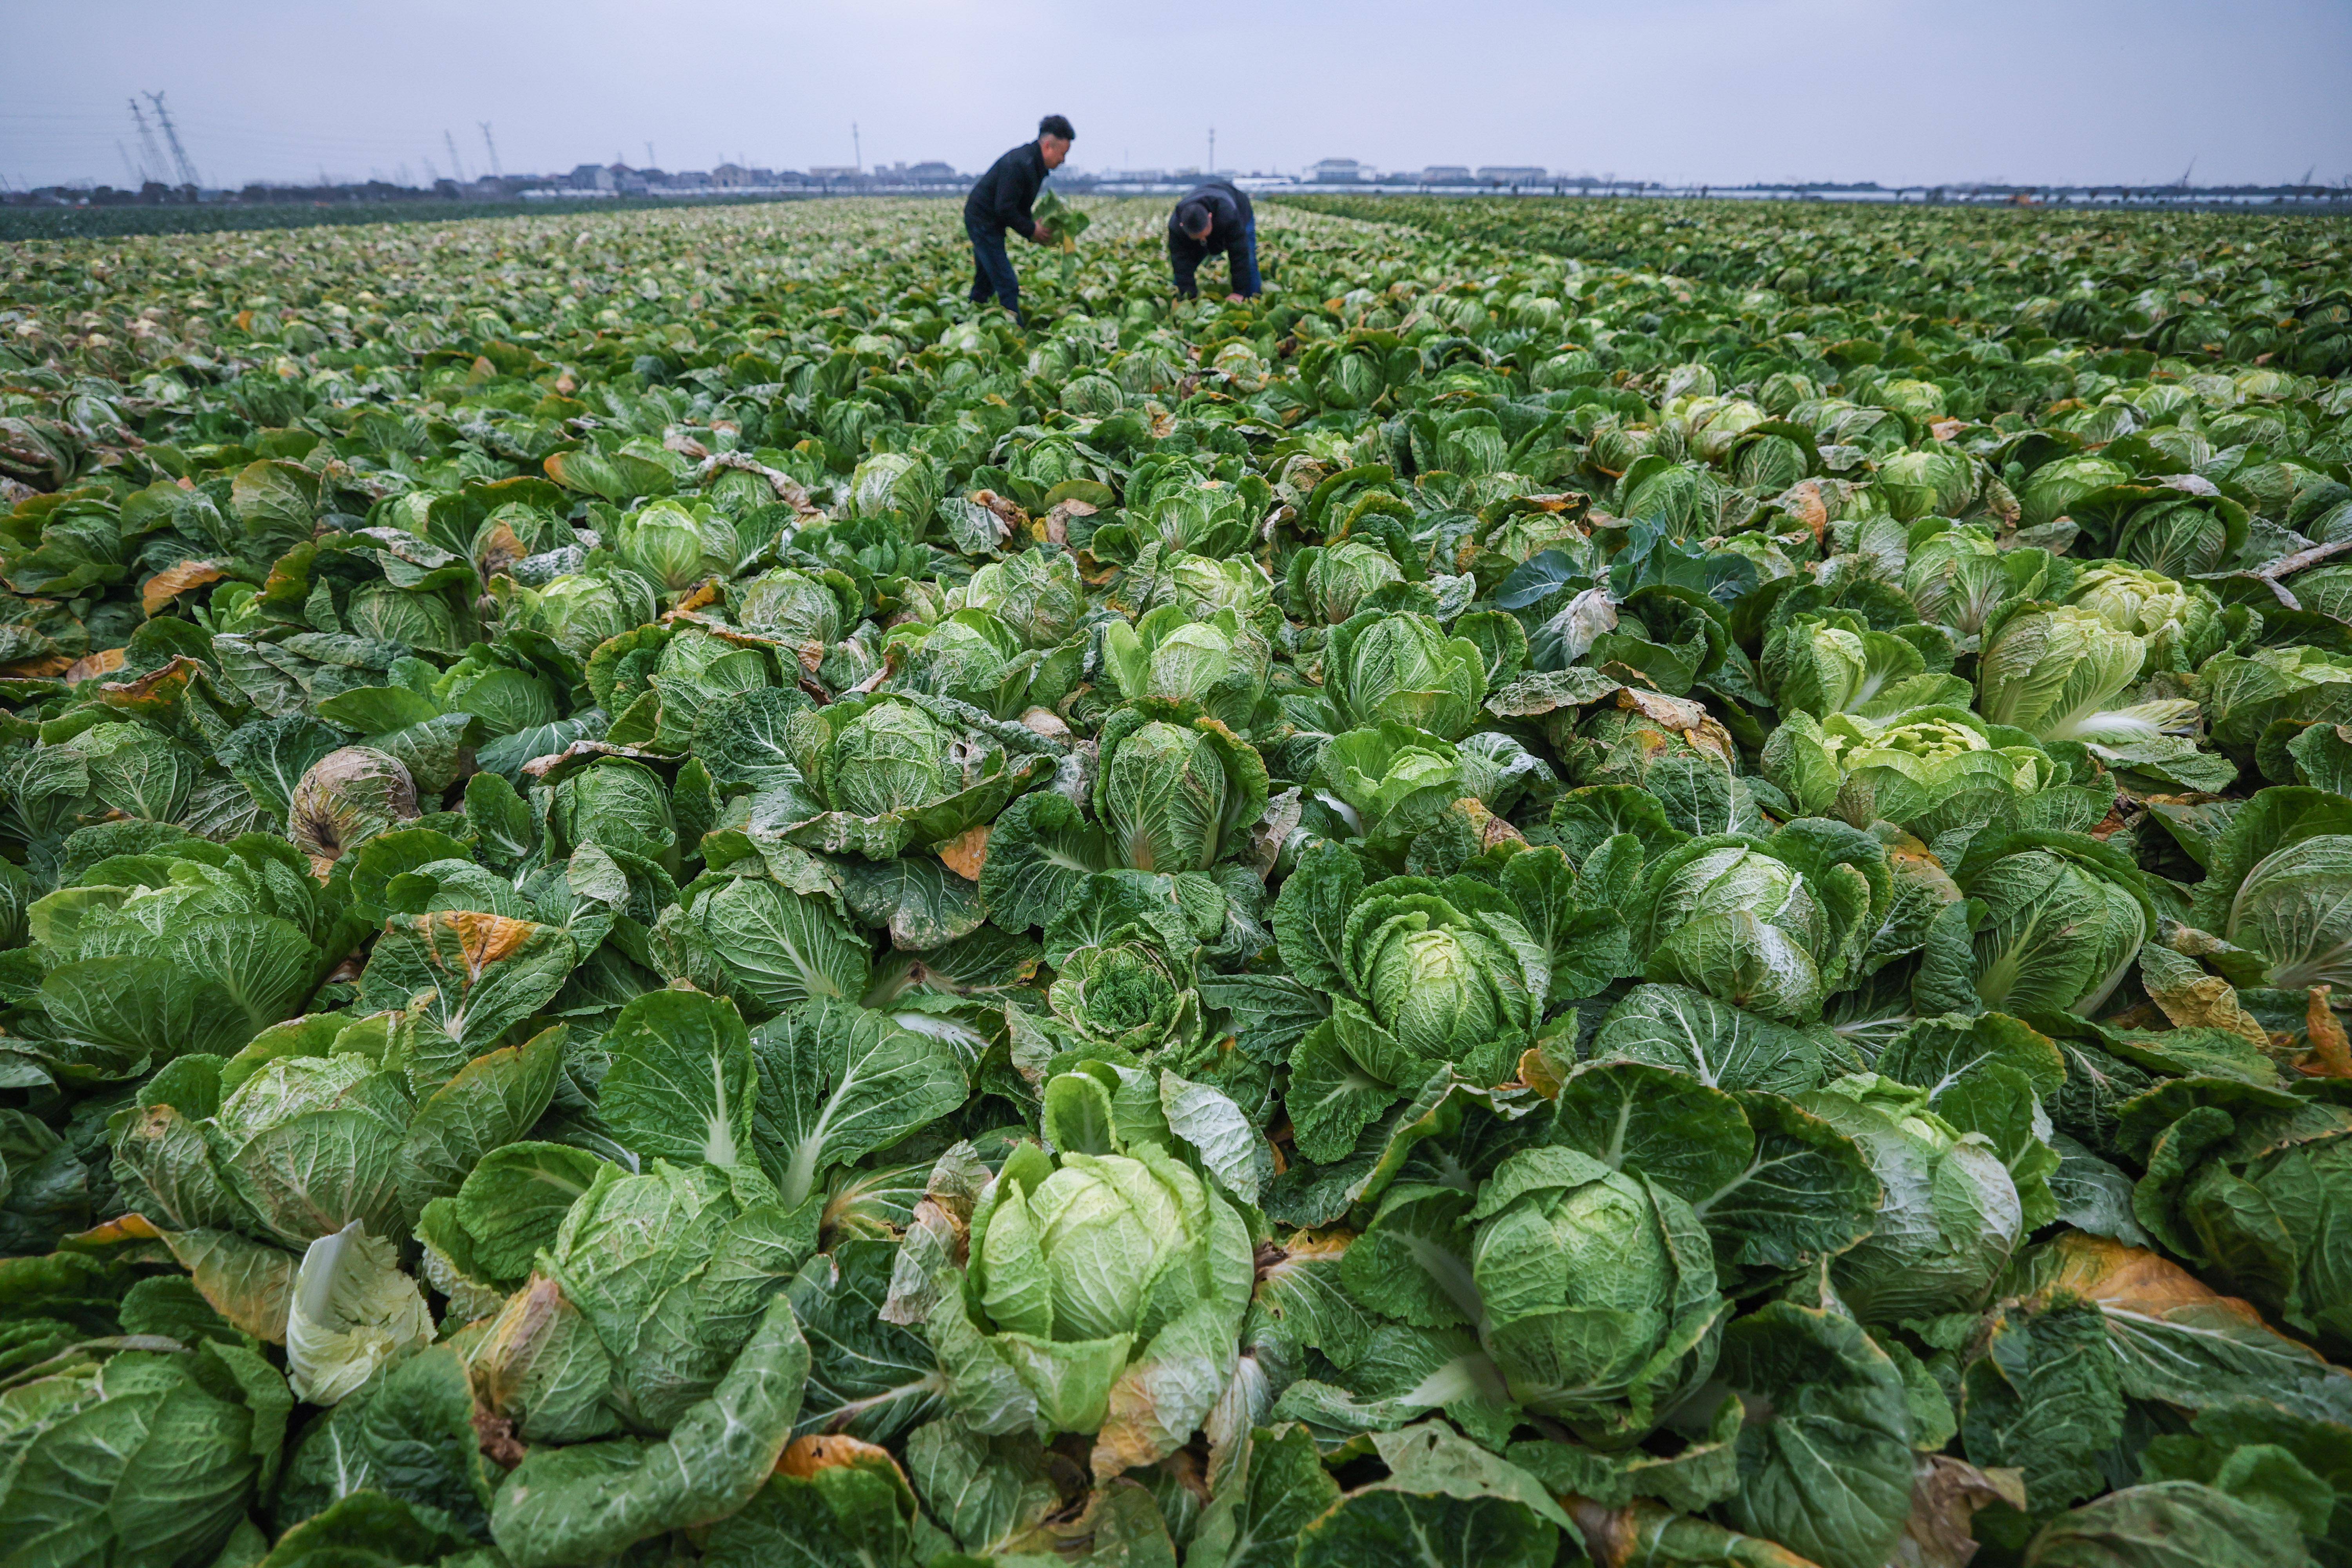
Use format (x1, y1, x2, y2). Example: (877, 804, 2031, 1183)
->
(2, 192, 2352, 1568)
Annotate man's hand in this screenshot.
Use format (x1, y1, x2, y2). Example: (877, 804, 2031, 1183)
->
(1027, 226, 1053, 245)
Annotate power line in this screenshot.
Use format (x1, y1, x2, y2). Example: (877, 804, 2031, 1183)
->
(127, 99, 167, 185)
(478, 121, 503, 178)
(443, 128, 468, 184)
(144, 91, 202, 187)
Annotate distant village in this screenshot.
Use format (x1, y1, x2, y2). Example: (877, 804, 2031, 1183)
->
(9, 153, 2346, 211)
(6, 156, 1569, 208)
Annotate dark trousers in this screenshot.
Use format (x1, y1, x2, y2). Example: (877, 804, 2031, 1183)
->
(966, 219, 1023, 324)
(1234, 220, 1261, 295)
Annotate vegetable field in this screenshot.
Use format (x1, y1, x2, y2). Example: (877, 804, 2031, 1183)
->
(1, 191, 2351, 1568)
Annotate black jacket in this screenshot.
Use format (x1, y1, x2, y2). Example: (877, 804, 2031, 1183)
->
(965, 142, 1047, 240)
(1167, 181, 1254, 295)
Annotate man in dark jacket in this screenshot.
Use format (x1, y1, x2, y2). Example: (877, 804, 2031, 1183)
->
(1168, 180, 1259, 301)
(964, 114, 1073, 326)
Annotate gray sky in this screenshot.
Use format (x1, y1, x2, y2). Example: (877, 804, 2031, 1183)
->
(5, 0, 2347, 191)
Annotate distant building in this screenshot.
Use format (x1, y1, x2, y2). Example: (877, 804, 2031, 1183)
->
(904, 161, 958, 181)
(807, 166, 860, 183)
(1310, 158, 1365, 183)
(1477, 165, 1548, 184)
(608, 163, 650, 194)
(569, 163, 615, 192)
(712, 163, 759, 189)
(668, 170, 712, 190)
(1418, 165, 1475, 185)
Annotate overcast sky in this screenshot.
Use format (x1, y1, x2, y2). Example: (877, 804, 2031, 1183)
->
(5, 0, 2347, 191)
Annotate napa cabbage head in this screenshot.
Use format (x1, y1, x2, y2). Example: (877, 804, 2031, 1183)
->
(1466, 1146, 1728, 1447)
(2065, 562, 2239, 677)
(1903, 527, 2010, 644)
(961, 1139, 1250, 1439)
(1631, 835, 1878, 1023)
(962, 549, 1088, 648)
(730, 566, 859, 644)
(547, 756, 678, 871)
(2018, 453, 2131, 531)
(1272, 846, 1559, 1162)
(1877, 448, 1978, 522)
(1307, 722, 1465, 852)
(1120, 549, 1279, 634)
(894, 611, 1039, 715)
(109, 1046, 416, 1252)
(345, 581, 466, 656)
(518, 566, 661, 659)
(1326, 610, 1489, 740)
(1801, 1074, 2027, 1323)
(1339, 877, 1548, 1074)
(1100, 606, 1270, 729)
(615, 497, 739, 591)
(1763, 705, 2068, 833)
(776, 690, 1056, 857)
(1047, 931, 1201, 1058)
(1761, 613, 1969, 720)
(1094, 708, 1267, 874)
(849, 452, 943, 530)
(1976, 602, 2199, 745)
(472, 1158, 815, 1440)
(1287, 539, 1406, 626)
(1953, 832, 2152, 1014)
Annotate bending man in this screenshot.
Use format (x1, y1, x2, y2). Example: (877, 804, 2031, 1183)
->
(964, 114, 1074, 326)
(1168, 178, 1259, 301)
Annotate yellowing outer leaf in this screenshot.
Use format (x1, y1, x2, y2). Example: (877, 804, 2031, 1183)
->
(778, 1433, 908, 1484)
(940, 824, 991, 882)
(151, 1223, 301, 1344)
(2140, 944, 2268, 1049)
(1896, 1455, 2027, 1568)
(62, 647, 125, 683)
(2304, 985, 2352, 1077)
(140, 560, 227, 615)
(1569, 1498, 1820, 1568)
